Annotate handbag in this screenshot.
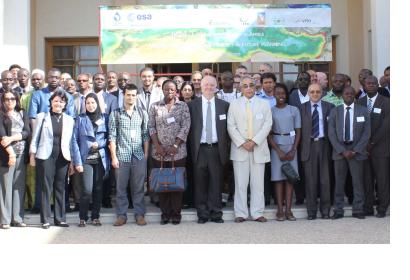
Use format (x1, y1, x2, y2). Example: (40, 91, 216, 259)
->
(281, 162, 300, 184)
(149, 158, 187, 193)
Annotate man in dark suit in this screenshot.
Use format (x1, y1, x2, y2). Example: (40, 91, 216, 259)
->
(188, 75, 230, 223)
(357, 75, 390, 218)
(300, 84, 335, 220)
(328, 86, 370, 219)
(288, 71, 311, 205)
(357, 68, 389, 99)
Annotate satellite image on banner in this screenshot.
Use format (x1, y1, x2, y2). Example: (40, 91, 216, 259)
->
(99, 4, 332, 64)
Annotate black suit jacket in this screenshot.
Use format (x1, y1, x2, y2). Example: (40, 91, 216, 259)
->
(288, 89, 304, 111)
(188, 97, 230, 165)
(357, 95, 390, 157)
(300, 100, 335, 162)
(0, 110, 31, 166)
(356, 87, 390, 99)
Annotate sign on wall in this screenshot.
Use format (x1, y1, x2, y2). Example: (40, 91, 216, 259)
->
(99, 4, 332, 64)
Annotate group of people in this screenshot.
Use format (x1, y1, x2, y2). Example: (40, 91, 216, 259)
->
(0, 62, 390, 229)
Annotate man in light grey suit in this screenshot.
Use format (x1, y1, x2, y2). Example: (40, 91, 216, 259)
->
(328, 86, 370, 219)
(300, 83, 335, 220)
(227, 76, 272, 223)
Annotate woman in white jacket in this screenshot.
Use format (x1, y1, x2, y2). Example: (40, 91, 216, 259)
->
(30, 89, 74, 229)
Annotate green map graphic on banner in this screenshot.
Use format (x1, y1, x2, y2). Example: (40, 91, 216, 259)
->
(99, 4, 332, 64)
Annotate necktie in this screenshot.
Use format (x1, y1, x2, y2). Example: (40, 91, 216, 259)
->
(246, 100, 253, 139)
(345, 107, 351, 141)
(367, 98, 373, 113)
(206, 101, 212, 144)
(312, 104, 319, 138)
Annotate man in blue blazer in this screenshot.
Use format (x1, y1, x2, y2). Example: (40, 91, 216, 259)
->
(92, 73, 118, 116)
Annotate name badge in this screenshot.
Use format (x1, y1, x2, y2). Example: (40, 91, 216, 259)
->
(95, 119, 104, 126)
(289, 130, 296, 137)
(167, 117, 175, 124)
(219, 114, 226, 120)
(130, 130, 137, 140)
(256, 113, 264, 120)
(357, 116, 365, 122)
(373, 108, 382, 114)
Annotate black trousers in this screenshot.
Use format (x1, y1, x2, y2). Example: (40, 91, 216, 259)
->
(79, 159, 104, 221)
(363, 156, 390, 214)
(152, 158, 186, 221)
(182, 151, 195, 207)
(294, 148, 306, 202)
(37, 154, 69, 224)
(302, 140, 331, 215)
(194, 145, 223, 220)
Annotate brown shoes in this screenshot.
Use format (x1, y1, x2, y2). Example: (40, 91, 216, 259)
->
(276, 212, 285, 221)
(136, 215, 147, 226)
(254, 216, 267, 222)
(234, 217, 246, 223)
(285, 212, 296, 221)
(113, 217, 126, 226)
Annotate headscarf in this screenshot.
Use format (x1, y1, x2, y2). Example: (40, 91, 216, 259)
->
(85, 93, 102, 125)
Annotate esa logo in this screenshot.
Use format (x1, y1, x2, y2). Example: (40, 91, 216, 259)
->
(127, 13, 152, 22)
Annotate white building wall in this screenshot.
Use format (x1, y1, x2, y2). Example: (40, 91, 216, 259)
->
(0, 0, 31, 71)
(371, 0, 390, 78)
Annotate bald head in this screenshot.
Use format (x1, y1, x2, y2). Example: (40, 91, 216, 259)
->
(316, 72, 328, 91)
(201, 75, 217, 100)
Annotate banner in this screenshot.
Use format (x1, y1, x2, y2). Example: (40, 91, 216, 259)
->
(99, 4, 332, 64)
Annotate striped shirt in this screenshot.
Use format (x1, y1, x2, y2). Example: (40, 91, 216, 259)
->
(108, 106, 149, 162)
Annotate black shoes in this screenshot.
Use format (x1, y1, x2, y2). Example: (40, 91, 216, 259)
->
(171, 220, 181, 225)
(376, 212, 386, 218)
(210, 217, 224, 223)
(160, 219, 169, 225)
(331, 213, 344, 220)
(352, 213, 365, 219)
(321, 214, 330, 219)
(55, 221, 70, 227)
(197, 218, 208, 224)
(364, 209, 375, 216)
(307, 215, 317, 220)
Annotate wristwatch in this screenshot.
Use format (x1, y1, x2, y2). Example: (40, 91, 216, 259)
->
(173, 144, 179, 149)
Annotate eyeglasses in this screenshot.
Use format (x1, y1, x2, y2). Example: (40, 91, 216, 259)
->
(77, 79, 88, 82)
(242, 84, 255, 89)
(4, 97, 16, 102)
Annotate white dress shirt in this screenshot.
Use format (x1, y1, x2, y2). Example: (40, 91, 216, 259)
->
(367, 93, 378, 112)
(200, 96, 218, 143)
(310, 100, 324, 138)
(298, 89, 310, 104)
(343, 103, 354, 141)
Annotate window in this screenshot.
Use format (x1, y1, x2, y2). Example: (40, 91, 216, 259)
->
(45, 37, 105, 78)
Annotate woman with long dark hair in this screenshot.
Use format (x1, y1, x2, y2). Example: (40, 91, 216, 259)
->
(0, 91, 30, 229)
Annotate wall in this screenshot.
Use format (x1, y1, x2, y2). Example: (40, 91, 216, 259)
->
(0, 0, 31, 71)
